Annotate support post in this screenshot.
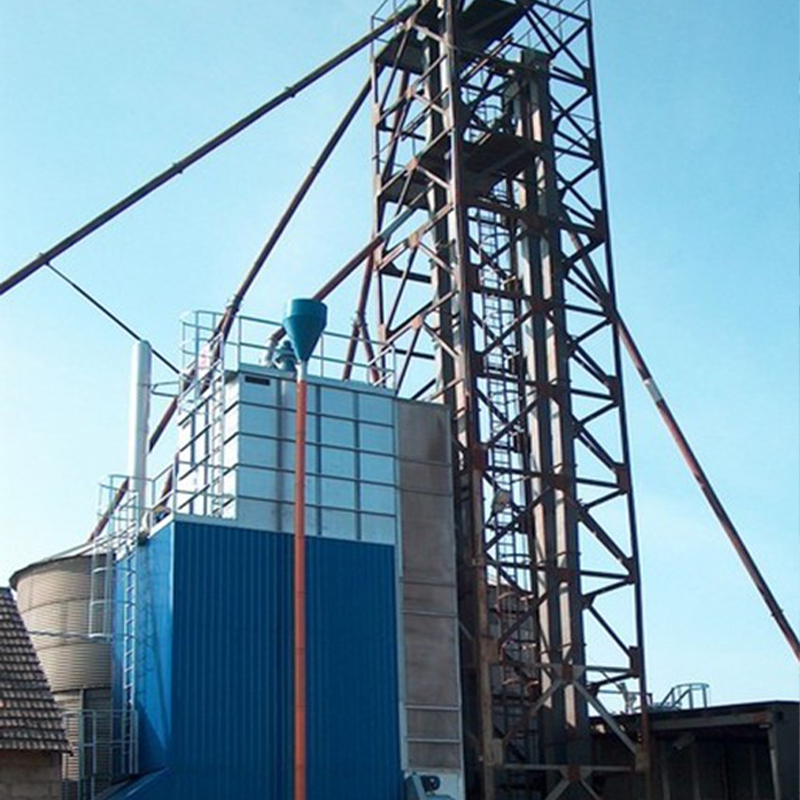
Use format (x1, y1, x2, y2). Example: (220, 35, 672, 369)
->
(293, 360, 308, 800)
(283, 297, 326, 800)
(127, 340, 151, 528)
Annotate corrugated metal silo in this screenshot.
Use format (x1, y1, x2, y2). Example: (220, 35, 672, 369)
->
(12, 555, 113, 798)
(12, 555, 111, 693)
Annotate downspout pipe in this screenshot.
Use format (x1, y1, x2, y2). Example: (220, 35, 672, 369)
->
(283, 299, 327, 800)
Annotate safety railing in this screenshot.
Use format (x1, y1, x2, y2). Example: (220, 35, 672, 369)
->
(655, 682, 710, 711)
(179, 310, 397, 391)
(371, 0, 418, 32)
(61, 709, 138, 800)
(597, 680, 711, 714)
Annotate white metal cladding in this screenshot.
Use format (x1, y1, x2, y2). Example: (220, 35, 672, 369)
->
(176, 364, 400, 546)
(12, 556, 112, 693)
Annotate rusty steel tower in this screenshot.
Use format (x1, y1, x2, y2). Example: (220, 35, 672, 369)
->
(4, 0, 799, 798)
(365, 1, 649, 797)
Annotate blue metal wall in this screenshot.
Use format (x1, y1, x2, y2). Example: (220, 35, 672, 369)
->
(136, 529, 173, 773)
(125, 518, 401, 800)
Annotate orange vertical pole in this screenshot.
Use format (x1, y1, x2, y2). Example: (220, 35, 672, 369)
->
(293, 363, 308, 800)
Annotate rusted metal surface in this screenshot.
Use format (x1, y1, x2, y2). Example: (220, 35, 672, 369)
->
(360, 2, 650, 797)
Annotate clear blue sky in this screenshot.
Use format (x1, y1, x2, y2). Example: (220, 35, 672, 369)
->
(1, 1, 797, 704)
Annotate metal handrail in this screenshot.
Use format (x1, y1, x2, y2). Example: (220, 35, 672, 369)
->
(180, 309, 397, 389)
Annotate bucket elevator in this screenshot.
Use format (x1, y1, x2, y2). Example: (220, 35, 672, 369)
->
(363, 2, 649, 797)
(6, 1, 798, 800)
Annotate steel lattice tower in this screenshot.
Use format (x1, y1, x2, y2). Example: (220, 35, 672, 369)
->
(367, 1, 650, 797)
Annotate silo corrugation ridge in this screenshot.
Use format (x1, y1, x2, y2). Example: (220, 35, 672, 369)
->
(34, 643, 111, 691)
(23, 599, 89, 635)
(14, 557, 94, 604)
(14, 555, 111, 693)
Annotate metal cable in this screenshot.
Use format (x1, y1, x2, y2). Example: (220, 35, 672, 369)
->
(46, 263, 179, 373)
(85, 61, 390, 542)
(0, 7, 414, 298)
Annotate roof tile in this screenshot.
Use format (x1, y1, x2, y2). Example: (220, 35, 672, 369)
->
(0, 587, 69, 751)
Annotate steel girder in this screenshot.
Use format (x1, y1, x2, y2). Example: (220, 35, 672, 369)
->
(361, 1, 650, 797)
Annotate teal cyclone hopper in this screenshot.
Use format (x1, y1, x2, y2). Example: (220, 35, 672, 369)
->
(283, 299, 327, 363)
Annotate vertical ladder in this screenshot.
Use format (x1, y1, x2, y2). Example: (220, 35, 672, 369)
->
(206, 333, 227, 516)
(476, 202, 535, 751)
(120, 538, 137, 777)
(89, 478, 131, 639)
(89, 537, 113, 640)
(478, 208, 518, 569)
(113, 488, 139, 780)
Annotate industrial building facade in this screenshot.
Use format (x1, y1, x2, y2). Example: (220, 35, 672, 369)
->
(10, 345, 799, 800)
(2, 1, 797, 799)
(123, 518, 402, 798)
(14, 354, 467, 800)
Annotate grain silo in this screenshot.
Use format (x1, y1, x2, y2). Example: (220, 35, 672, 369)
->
(11, 555, 114, 798)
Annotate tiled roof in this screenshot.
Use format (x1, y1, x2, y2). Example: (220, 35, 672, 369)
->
(0, 587, 69, 751)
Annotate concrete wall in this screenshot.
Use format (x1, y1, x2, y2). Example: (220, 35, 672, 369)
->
(396, 399, 464, 800)
(0, 751, 61, 799)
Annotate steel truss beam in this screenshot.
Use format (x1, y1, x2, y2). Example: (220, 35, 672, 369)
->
(355, 2, 650, 798)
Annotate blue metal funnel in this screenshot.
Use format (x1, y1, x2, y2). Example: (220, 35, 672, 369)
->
(283, 298, 327, 363)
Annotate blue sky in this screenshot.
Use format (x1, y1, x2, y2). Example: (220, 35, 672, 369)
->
(1, 1, 797, 704)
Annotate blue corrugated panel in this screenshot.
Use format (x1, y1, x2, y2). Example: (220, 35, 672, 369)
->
(136, 531, 173, 773)
(306, 535, 401, 798)
(123, 519, 401, 800)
